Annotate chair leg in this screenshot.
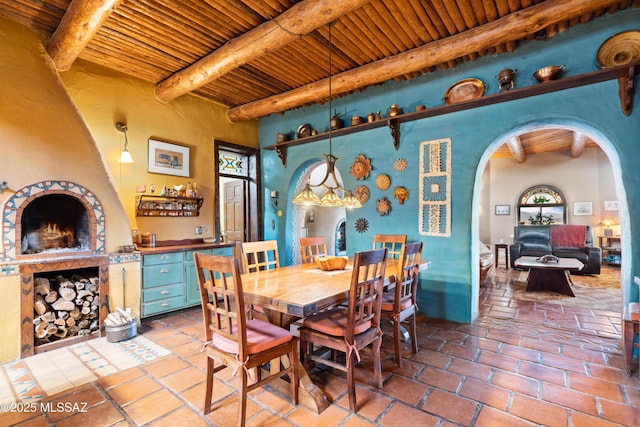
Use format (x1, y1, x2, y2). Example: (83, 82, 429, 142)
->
(393, 320, 402, 367)
(373, 336, 383, 389)
(204, 357, 214, 414)
(290, 345, 299, 405)
(408, 315, 418, 354)
(346, 350, 357, 412)
(238, 368, 248, 427)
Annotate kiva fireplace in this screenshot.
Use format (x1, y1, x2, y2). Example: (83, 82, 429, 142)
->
(2, 181, 109, 358)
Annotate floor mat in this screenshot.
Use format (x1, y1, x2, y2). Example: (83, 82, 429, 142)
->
(0, 335, 170, 404)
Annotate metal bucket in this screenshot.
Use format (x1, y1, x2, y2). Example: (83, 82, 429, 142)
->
(105, 318, 137, 343)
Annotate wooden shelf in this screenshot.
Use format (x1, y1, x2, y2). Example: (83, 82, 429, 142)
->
(136, 195, 203, 217)
(264, 64, 638, 166)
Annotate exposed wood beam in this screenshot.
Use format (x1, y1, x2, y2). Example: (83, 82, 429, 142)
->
(227, 0, 621, 122)
(155, 0, 370, 103)
(570, 132, 587, 158)
(46, 0, 123, 71)
(507, 136, 526, 163)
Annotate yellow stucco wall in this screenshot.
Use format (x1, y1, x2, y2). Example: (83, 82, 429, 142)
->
(0, 16, 258, 363)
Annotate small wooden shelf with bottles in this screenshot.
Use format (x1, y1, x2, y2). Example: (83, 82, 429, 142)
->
(136, 195, 204, 217)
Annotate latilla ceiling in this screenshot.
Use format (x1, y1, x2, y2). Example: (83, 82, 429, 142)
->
(1, 0, 633, 158)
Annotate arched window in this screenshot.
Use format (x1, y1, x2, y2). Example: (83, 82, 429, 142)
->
(517, 185, 566, 225)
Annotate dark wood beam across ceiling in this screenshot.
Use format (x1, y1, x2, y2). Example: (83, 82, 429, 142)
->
(226, 0, 622, 122)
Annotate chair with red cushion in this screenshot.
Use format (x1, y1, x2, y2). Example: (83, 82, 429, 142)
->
(380, 241, 423, 367)
(299, 248, 387, 412)
(193, 252, 298, 426)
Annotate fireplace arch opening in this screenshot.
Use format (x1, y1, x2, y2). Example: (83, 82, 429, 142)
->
(21, 194, 90, 254)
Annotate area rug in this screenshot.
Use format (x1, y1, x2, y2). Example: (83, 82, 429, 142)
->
(0, 335, 170, 404)
(512, 269, 621, 311)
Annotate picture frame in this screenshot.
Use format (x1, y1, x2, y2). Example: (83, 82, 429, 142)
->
(603, 200, 619, 211)
(148, 138, 190, 177)
(495, 204, 510, 215)
(573, 201, 593, 216)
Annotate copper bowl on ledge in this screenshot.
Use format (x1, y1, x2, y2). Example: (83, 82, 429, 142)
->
(533, 65, 565, 83)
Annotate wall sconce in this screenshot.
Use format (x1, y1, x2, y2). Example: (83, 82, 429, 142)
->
(270, 190, 279, 210)
(116, 122, 134, 163)
(0, 181, 15, 194)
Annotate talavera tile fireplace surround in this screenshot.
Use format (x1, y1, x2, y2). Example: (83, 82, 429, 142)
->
(2, 181, 109, 358)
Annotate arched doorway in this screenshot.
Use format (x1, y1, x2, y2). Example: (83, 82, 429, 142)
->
(286, 160, 347, 265)
(472, 122, 631, 320)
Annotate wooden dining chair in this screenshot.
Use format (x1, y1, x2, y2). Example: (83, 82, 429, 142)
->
(372, 234, 406, 260)
(299, 236, 327, 264)
(241, 240, 280, 273)
(193, 252, 299, 426)
(299, 248, 387, 413)
(380, 241, 423, 367)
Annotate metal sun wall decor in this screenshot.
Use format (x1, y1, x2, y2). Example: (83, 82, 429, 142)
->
(419, 138, 451, 237)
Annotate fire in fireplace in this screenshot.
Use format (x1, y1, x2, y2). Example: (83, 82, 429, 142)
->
(20, 194, 90, 254)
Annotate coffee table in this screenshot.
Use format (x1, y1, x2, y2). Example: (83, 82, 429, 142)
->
(514, 256, 584, 297)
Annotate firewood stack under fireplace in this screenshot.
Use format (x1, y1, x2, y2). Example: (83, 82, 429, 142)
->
(33, 272, 100, 346)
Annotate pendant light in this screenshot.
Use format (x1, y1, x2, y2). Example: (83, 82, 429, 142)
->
(116, 122, 134, 163)
(292, 23, 361, 209)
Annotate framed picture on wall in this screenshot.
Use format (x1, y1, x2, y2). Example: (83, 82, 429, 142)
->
(573, 201, 593, 216)
(148, 138, 190, 177)
(495, 204, 510, 215)
(604, 200, 619, 211)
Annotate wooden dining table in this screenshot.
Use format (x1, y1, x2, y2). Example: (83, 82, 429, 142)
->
(240, 257, 431, 413)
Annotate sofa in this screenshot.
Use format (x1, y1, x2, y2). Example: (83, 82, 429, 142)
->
(509, 225, 601, 274)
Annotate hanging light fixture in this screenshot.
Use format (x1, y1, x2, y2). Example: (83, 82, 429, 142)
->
(116, 122, 134, 163)
(292, 23, 361, 209)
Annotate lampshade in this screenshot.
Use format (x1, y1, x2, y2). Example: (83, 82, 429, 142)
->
(291, 23, 360, 209)
(119, 148, 134, 163)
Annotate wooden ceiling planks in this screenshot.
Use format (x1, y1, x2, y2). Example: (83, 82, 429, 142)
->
(0, 0, 634, 121)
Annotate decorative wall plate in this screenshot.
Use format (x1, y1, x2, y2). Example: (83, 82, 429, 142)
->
(376, 197, 392, 216)
(350, 154, 372, 180)
(355, 218, 369, 233)
(375, 174, 390, 190)
(444, 78, 485, 104)
(596, 30, 640, 68)
(394, 186, 409, 204)
(394, 158, 407, 172)
(354, 185, 370, 205)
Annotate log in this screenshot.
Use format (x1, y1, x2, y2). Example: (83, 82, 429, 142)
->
(35, 323, 48, 339)
(34, 277, 51, 295)
(60, 287, 76, 301)
(70, 308, 81, 319)
(52, 298, 75, 311)
(46, 0, 125, 71)
(227, 0, 622, 121)
(54, 327, 67, 339)
(155, 0, 370, 102)
(66, 317, 76, 327)
(34, 295, 48, 316)
(41, 312, 56, 323)
(45, 324, 57, 336)
(44, 291, 58, 304)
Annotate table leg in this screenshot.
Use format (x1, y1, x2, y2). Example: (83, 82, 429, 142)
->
(525, 269, 575, 297)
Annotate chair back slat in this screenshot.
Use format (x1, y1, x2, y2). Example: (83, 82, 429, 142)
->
(299, 236, 327, 264)
(372, 234, 406, 260)
(242, 240, 280, 273)
(348, 248, 387, 341)
(194, 252, 249, 358)
(395, 242, 423, 311)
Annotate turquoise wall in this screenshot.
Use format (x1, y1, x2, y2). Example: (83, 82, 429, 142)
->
(259, 9, 640, 323)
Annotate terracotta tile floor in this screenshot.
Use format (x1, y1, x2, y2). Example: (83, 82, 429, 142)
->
(1, 265, 639, 426)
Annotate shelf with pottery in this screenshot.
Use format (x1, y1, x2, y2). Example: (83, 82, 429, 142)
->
(135, 194, 204, 217)
(264, 64, 638, 167)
